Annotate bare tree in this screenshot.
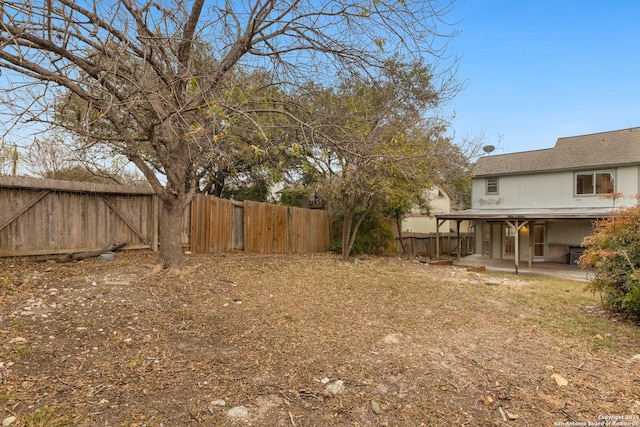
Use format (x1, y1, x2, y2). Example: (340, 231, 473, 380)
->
(0, 141, 18, 176)
(0, 0, 457, 269)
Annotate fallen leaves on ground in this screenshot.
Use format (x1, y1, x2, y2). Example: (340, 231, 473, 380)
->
(0, 252, 639, 426)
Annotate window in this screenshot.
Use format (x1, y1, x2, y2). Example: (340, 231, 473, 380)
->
(576, 171, 614, 195)
(486, 177, 499, 194)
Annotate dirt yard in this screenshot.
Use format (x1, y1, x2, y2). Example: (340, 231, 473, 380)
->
(0, 251, 639, 426)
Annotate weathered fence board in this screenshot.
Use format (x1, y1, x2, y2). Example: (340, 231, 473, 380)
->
(0, 177, 158, 256)
(395, 233, 474, 258)
(243, 201, 289, 253)
(289, 207, 330, 253)
(189, 195, 234, 254)
(0, 177, 329, 257)
(189, 197, 329, 254)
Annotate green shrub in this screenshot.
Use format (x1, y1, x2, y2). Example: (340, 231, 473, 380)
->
(331, 209, 395, 256)
(579, 205, 640, 317)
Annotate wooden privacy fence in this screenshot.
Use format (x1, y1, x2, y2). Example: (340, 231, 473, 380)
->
(395, 233, 475, 258)
(0, 177, 329, 257)
(0, 176, 160, 256)
(190, 195, 330, 254)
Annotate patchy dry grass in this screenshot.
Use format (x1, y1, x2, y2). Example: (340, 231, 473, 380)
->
(0, 252, 638, 426)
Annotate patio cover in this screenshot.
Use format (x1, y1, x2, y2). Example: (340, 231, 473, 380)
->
(435, 207, 614, 221)
(435, 207, 614, 274)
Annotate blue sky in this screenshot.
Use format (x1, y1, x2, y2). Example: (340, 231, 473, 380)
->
(444, 1, 640, 154)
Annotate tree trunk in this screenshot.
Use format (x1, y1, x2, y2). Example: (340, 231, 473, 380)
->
(341, 208, 355, 259)
(158, 198, 187, 269)
(341, 199, 380, 260)
(395, 212, 407, 256)
(213, 169, 225, 197)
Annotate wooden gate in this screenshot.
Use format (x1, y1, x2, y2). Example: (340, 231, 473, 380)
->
(0, 176, 156, 256)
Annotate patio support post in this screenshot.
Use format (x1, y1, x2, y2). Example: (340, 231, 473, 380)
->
(456, 220, 462, 260)
(514, 219, 519, 274)
(505, 219, 530, 275)
(435, 219, 443, 259)
(528, 221, 534, 268)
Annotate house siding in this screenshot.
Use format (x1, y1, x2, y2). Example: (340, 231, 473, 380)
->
(546, 220, 593, 246)
(472, 165, 639, 211)
(616, 165, 640, 198)
(448, 128, 640, 263)
(401, 187, 457, 234)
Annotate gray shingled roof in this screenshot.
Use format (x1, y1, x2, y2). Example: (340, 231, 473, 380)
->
(473, 127, 640, 177)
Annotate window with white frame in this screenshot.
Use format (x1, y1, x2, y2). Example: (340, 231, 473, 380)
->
(575, 171, 614, 195)
(486, 177, 499, 194)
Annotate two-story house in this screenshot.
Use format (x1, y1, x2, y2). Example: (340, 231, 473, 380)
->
(401, 186, 472, 234)
(437, 127, 640, 271)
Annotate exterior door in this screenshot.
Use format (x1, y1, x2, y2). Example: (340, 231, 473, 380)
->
(502, 226, 516, 259)
(533, 224, 545, 259)
(482, 223, 491, 256)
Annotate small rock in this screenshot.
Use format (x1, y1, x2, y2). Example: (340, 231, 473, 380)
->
(2, 416, 16, 426)
(506, 411, 519, 420)
(551, 373, 568, 387)
(480, 395, 495, 406)
(209, 399, 226, 407)
(371, 400, 382, 414)
(19, 311, 34, 316)
(628, 354, 640, 363)
(9, 337, 27, 344)
(326, 380, 345, 395)
(381, 334, 401, 345)
(320, 377, 330, 385)
(123, 338, 133, 345)
(227, 405, 249, 420)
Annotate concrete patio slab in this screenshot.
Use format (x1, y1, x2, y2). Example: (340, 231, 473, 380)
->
(453, 254, 594, 282)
